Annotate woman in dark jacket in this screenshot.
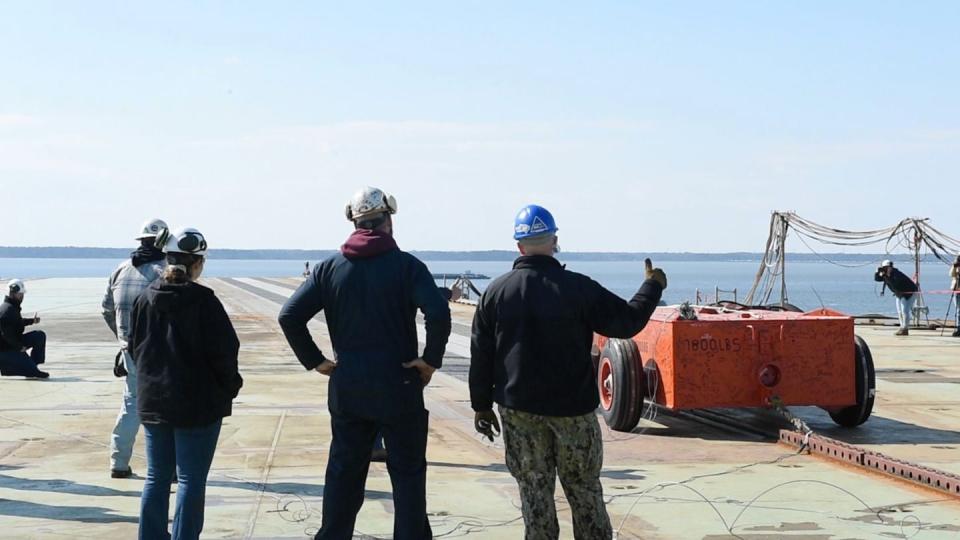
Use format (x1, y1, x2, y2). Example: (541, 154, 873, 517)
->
(129, 227, 242, 540)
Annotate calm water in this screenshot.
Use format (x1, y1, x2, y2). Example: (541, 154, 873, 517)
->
(2, 257, 957, 318)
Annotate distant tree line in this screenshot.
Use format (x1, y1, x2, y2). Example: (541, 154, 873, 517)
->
(0, 246, 924, 263)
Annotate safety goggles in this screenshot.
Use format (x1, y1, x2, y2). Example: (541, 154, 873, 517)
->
(177, 232, 207, 254)
(155, 228, 207, 254)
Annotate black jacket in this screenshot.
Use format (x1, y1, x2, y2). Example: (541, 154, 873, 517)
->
(278, 246, 451, 419)
(0, 296, 37, 352)
(470, 255, 663, 417)
(129, 280, 242, 427)
(874, 267, 918, 298)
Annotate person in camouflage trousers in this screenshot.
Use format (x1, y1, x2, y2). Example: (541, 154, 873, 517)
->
(500, 407, 609, 538)
(469, 205, 666, 539)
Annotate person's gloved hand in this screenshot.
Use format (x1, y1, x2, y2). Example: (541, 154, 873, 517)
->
(113, 350, 128, 378)
(474, 410, 501, 442)
(645, 258, 667, 289)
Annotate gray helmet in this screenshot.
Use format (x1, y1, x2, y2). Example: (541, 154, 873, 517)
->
(345, 187, 398, 222)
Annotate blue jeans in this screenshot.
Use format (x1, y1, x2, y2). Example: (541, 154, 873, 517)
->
(0, 331, 46, 377)
(895, 295, 917, 329)
(955, 294, 960, 328)
(111, 350, 139, 470)
(139, 420, 222, 540)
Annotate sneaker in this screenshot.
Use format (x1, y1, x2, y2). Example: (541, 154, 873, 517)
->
(111, 467, 133, 479)
(29, 371, 50, 379)
(370, 449, 388, 463)
(895, 328, 909, 336)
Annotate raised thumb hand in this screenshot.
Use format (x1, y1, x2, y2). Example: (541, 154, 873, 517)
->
(644, 258, 653, 273)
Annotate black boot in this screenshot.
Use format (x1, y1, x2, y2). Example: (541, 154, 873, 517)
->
(111, 467, 133, 479)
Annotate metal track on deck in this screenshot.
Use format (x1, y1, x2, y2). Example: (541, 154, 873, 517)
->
(661, 406, 960, 500)
(779, 430, 960, 499)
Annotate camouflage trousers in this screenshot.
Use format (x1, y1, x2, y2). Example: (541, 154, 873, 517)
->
(499, 406, 612, 540)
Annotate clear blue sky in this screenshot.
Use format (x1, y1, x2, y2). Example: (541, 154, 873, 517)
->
(2, 2, 958, 252)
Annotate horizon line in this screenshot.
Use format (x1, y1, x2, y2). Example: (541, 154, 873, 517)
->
(0, 246, 925, 257)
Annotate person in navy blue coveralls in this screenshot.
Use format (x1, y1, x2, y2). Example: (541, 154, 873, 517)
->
(279, 187, 451, 540)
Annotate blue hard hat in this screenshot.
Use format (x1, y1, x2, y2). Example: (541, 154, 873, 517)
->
(513, 204, 558, 240)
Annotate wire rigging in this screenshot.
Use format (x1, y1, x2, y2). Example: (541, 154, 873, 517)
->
(745, 212, 960, 306)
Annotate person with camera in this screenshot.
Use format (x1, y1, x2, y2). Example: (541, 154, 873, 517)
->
(950, 255, 960, 337)
(101, 218, 168, 479)
(874, 260, 919, 336)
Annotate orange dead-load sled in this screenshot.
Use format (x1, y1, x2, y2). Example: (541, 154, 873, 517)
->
(592, 303, 875, 432)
